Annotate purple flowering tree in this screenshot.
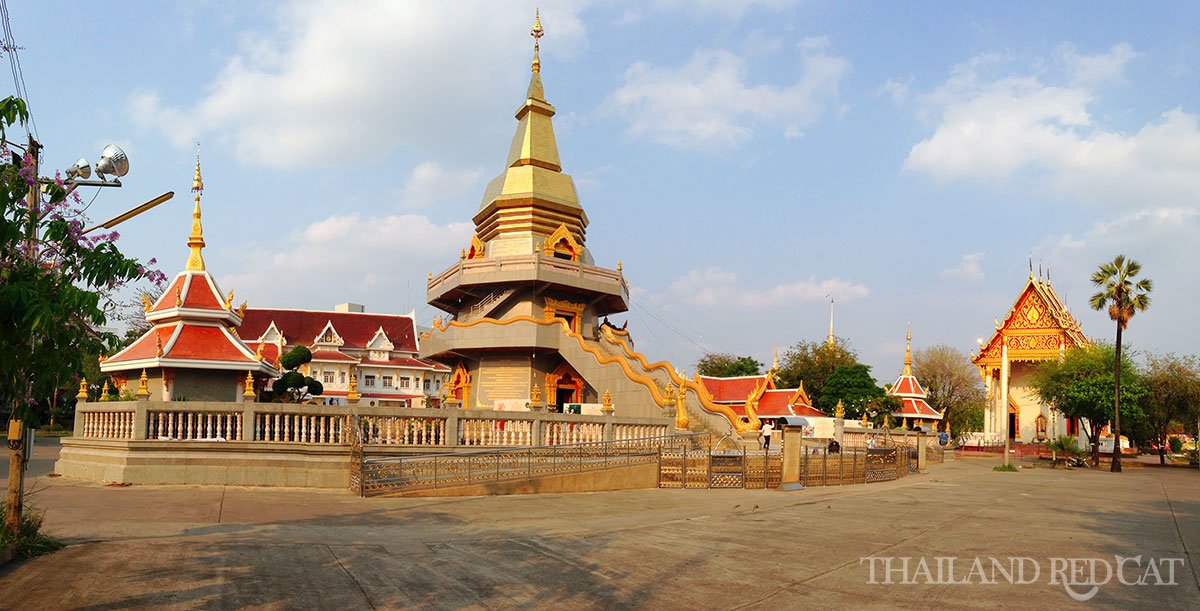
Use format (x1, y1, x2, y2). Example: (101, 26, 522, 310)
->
(0, 96, 165, 424)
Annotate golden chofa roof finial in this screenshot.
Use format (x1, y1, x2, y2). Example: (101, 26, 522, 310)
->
(530, 8, 544, 74)
(186, 142, 207, 271)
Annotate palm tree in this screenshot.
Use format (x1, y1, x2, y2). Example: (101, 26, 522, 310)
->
(1089, 255, 1152, 473)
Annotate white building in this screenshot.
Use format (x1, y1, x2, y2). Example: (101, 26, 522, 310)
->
(240, 303, 450, 407)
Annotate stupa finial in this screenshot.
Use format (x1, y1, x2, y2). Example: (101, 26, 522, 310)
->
(186, 142, 206, 271)
(530, 9, 544, 74)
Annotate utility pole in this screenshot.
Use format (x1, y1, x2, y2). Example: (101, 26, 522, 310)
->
(6, 133, 38, 535)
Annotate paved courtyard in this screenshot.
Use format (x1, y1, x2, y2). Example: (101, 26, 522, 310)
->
(2, 445, 1199, 609)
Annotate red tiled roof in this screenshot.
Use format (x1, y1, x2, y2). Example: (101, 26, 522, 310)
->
(106, 324, 179, 364)
(310, 349, 359, 363)
(699, 375, 772, 403)
(790, 404, 826, 418)
(239, 308, 418, 353)
(151, 275, 187, 312)
(892, 397, 941, 419)
(729, 389, 827, 418)
(165, 324, 255, 362)
(889, 374, 927, 397)
(183, 274, 223, 310)
(150, 272, 228, 314)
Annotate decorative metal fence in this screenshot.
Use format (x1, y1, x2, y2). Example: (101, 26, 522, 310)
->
(359, 432, 710, 497)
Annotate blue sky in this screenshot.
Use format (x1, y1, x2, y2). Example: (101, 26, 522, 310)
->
(7, 1, 1199, 382)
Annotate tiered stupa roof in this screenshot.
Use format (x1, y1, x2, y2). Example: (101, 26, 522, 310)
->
(887, 325, 941, 422)
(102, 148, 278, 377)
(472, 8, 589, 260)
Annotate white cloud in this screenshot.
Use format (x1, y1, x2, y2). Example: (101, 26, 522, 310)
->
(879, 77, 913, 104)
(666, 266, 868, 309)
(605, 37, 849, 150)
(220, 212, 473, 310)
(127, 1, 591, 168)
(396, 162, 487, 210)
(903, 44, 1200, 209)
(616, 0, 801, 23)
(1056, 42, 1139, 85)
(941, 252, 985, 282)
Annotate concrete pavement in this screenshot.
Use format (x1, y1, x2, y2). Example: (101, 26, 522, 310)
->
(1, 451, 1198, 609)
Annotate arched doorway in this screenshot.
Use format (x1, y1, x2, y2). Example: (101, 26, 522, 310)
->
(546, 361, 582, 410)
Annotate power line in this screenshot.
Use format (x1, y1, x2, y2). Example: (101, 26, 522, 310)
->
(0, 0, 37, 140)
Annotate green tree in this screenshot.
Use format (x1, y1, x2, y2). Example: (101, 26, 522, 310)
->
(1140, 353, 1200, 465)
(816, 363, 885, 417)
(776, 339, 858, 403)
(1, 96, 161, 533)
(1029, 343, 1147, 466)
(1089, 254, 1152, 472)
(272, 346, 324, 403)
(695, 353, 762, 377)
(912, 345, 986, 439)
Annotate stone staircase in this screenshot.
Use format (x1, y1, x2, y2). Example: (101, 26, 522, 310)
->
(555, 334, 732, 439)
(464, 287, 516, 322)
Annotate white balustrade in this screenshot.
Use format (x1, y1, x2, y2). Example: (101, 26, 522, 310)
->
(148, 410, 243, 441)
(359, 415, 447, 446)
(255, 412, 349, 444)
(459, 418, 534, 447)
(542, 421, 604, 446)
(81, 411, 135, 439)
(613, 424, 668, 441)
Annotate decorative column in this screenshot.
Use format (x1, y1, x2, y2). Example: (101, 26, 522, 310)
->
(1000, 341, 1011, 466)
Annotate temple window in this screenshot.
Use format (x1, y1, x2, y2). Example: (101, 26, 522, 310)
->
(400, 377, 411, 388)
(424, 379, 430, 390)
(382, 375, 393, 388)
(323, 371, 334, 384)
(339, 371, 346, 384)
(364, 375, 376, 387)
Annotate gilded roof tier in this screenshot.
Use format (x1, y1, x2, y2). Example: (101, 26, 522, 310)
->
(475, 21, 587, 251)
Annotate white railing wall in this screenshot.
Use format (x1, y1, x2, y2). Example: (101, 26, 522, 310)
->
(73, 401, 672, 449)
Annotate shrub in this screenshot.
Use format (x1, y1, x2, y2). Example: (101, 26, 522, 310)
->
(0, 504, 65, 559)
(993, 463, 1019, 472)
(1169, 437, 1183, 453)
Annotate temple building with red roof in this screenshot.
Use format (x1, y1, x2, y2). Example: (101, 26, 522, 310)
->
(101, 150, 279, 401)
(698, 358, 826, 424)
(971, 269, 1089, 444)
(239, 304, 450, 407)
(887, 326, 942, 431)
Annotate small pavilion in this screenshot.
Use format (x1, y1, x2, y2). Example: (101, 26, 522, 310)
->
(887, 326, 942, 430)
(100, 148, 278, 401)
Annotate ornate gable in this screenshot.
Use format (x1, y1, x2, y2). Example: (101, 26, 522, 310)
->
(974, 276, 1088, 367)
(312, 320, 344, 347)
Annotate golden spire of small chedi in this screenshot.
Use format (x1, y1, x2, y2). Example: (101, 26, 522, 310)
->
(903, 321, 913, 376)
(186, 143, 206, 271)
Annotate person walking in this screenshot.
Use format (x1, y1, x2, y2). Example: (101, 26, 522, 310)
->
(761, 421, 775, 452)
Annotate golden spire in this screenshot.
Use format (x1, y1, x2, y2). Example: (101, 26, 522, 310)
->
(903, 321, 913, 376)
(244, 371, 256, 399)
(77, 378, 89, 400)
(531, 9, 544, 74)
(186, 143, 207, 271)
(826, 296, 836, 346)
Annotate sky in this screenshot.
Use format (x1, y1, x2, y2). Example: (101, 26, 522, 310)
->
(5, 1, 1199, 383)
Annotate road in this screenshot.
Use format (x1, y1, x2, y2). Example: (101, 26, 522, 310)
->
(2, 448, 1198, 609)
